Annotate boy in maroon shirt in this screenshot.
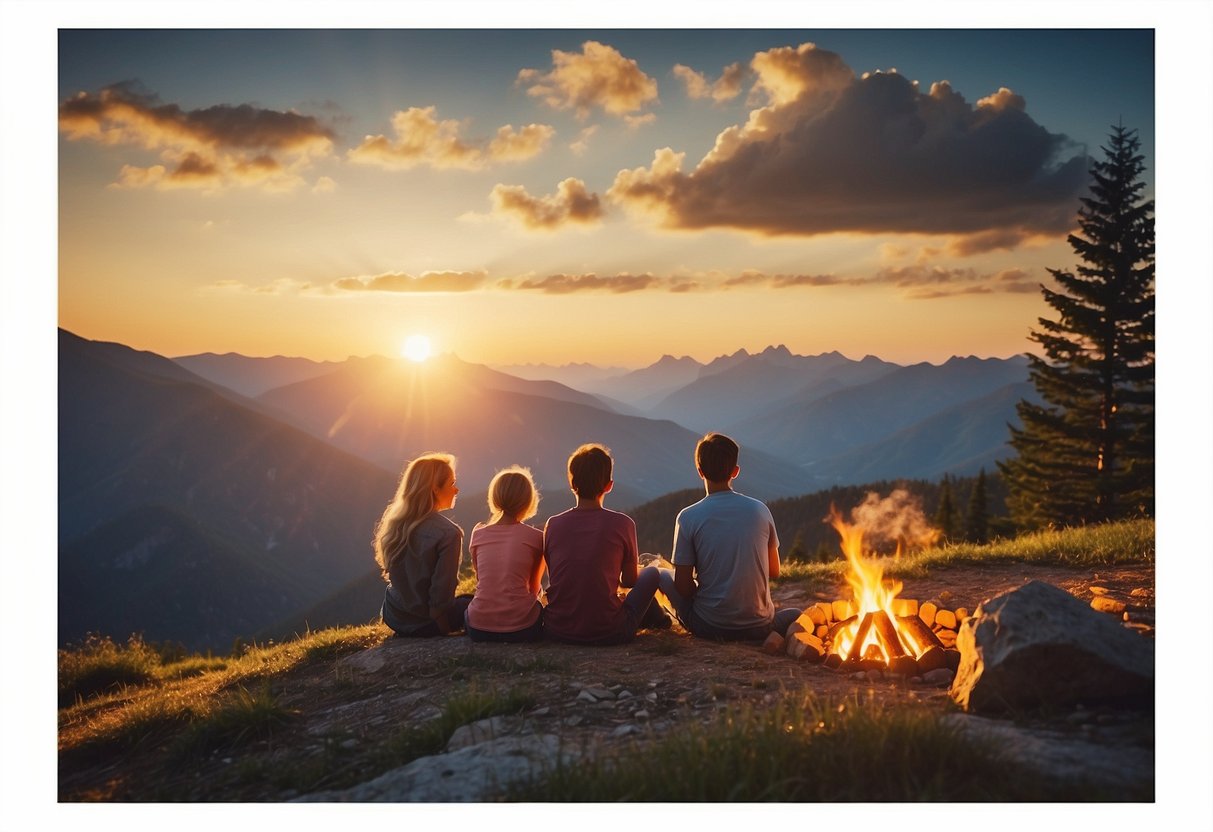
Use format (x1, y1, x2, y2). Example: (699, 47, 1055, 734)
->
(542, 443, 667, 645)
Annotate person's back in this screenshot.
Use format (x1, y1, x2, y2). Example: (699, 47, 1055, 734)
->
(657, 433, 800, 641)
(543, 505, 636, 642)
(466, 521, 544, 632)
(672, 489, 775, 629)
(543, 443, 667, 645)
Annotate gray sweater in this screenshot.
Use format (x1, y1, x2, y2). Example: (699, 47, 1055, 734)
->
(382, 513, 464, 632)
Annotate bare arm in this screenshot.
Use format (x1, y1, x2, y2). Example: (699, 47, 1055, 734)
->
(767, 537, 781, 580)
(618, 518, 640, 588)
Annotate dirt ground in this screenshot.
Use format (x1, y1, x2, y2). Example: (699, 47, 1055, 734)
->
(59, 561, 1155, 801)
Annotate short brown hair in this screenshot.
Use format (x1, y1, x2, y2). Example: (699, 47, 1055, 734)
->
(568, 443, 613, 498)
(696, 433, 739, 482)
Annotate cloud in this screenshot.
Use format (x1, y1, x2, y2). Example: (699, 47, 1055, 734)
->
(569, 125, 599, 156)
(517, 41, 658, 119)
(311, 176, 337, 194)
(489, 178, 605, 230)
(607, 42, 1086, 239)
(624, 113, 657, 129)
(332, 270, 488, 293)
(722, 270, 849, 288)
(672, 62, 748, 102)
(871, 263, 1043, 299)
(348, 106, 554, 171)
(499, 273, 703, 294)
(60, 82, 335, 192)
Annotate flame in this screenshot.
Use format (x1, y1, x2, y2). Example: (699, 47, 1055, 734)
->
(828, 505, 919, 662)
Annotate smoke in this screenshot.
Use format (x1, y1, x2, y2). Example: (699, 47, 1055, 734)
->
(847, 489, 939, 553)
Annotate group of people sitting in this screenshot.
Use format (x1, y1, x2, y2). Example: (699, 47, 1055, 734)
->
(374, 433, 802, 645)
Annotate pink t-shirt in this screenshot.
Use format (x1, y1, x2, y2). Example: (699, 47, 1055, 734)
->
(543, 507, 638, 643)
(466, 522, 544, 633)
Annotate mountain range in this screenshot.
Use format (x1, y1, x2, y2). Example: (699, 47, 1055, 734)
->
(61, 329, 1032, 649)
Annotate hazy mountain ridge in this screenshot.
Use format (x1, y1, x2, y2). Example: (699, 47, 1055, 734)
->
(254, 354, 817, 506)
(172, 352, 343, 398)
(60, 329, 397, 650)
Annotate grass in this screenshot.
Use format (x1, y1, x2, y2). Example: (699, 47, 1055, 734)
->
(58, 623, 387, 765)
(506, 690, 1133, 801)
(58, 634, 163, 708)
(171, 683, 297, 756)
(777, 518, 1154, 583)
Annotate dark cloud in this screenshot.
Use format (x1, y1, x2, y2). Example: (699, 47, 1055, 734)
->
(609, 43, 1086, 240)
(60, 82, 335, 191)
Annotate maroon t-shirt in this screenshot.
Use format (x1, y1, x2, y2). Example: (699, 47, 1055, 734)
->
(542, 507, 638, 643)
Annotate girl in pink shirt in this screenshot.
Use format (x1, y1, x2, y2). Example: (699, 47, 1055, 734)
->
(465, 466, 546, 643)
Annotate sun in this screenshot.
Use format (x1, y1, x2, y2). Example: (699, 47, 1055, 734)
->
(401, 334, 432, 363)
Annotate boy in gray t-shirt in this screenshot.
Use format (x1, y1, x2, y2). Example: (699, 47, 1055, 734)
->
(657, 433, 801, 640)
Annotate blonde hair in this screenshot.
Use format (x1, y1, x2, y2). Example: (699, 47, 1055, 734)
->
(374, 453, 456, 580)
(487, 466, 540, 523)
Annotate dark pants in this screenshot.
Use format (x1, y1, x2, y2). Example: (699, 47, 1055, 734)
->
(657, 568, 800, 641)
(383, 593, 473, 637)
(466, 603, 544, 643)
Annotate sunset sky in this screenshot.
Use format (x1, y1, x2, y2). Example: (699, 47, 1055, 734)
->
(4, 2, 1213, 825)
(56, 26, 1156, 367)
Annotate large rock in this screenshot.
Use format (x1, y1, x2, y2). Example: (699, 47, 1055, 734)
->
(950, 580, 1154, 713)
(294, 733, 574, 802)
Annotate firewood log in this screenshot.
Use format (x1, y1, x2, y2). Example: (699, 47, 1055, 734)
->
(832, 599, 854, 622)
(872, 610, 907, 659)
(888, 655, 918, 676)
(815, 625, 829, 640)
(786, 632, 825, 662)
(891, 598, 919, 617)
(916, 645, 947, 673)
(897, 614, 943, 652)
(826, 614, 857, 644)
(761, 632, 784, 655)
(934, 608, 958, 630)
(823, 652, 843, 669)
(846, 613, 875, 663)
(919, 601, 938, 627)
(944, 649, 961, 670)
(936, 629, 957, 648)
(814, 602, 835, 623)
(805, 605, 828, 627)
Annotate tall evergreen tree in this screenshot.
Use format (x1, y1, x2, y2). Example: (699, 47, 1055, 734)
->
(933, 476, 957, 542)
(1000, 125, 1154, 528)
(964, 468, 990, 544)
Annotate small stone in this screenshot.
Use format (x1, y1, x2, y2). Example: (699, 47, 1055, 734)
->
(565, 715, 583, 727)
(339, 739, 358, 750)
(576, 690, 597, 703)
(1089, 586, 1110, 595)
(608, 684, 623, 691)
(612, 724, 640, 737)
(585, 686, 614, 700)
(634, 709, 649, 720)
(1129, 588, 1151, 598)
(647, 680, 659, 688)
(617, 690, 634, 700)
(645, 692, 658, 702)
(865, 669, 884, 683)
(922, 668, 955, 687)
(222, 757, 233, 765)
(530, 706, 551, 716)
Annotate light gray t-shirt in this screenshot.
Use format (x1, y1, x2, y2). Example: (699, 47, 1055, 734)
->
(671, 490, 778, 629)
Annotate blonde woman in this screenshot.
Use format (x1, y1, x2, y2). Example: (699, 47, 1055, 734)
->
(465, 466, 546, 643)
(375, 453, 471, 637)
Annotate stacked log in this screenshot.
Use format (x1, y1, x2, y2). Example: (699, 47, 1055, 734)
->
(782, 595, 969, 675)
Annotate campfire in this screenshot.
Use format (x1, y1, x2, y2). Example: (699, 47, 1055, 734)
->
(778, 499, 965, 676)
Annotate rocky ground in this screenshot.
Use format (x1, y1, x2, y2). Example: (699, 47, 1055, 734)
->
(58, 561, 1155, 802)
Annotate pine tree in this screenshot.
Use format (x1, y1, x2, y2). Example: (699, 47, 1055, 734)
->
(964, 469, 990, 544)
(933, 476, 957, 542)
(1000, 125, 1154, 528)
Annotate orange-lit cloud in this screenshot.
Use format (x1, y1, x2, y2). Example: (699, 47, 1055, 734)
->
(723, 270, 851, 288)
(569, 125, 599, 156)
(59, 82, 335, 192)
(348, 106, 554, 171)
(518, 41, 658, 119)
(608, 43, 1086, 239)
(500, 272, 683, 294)
(672, 62, 749, 102)
(332, 270, 488, 293)
(489, 178, 605, 230)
